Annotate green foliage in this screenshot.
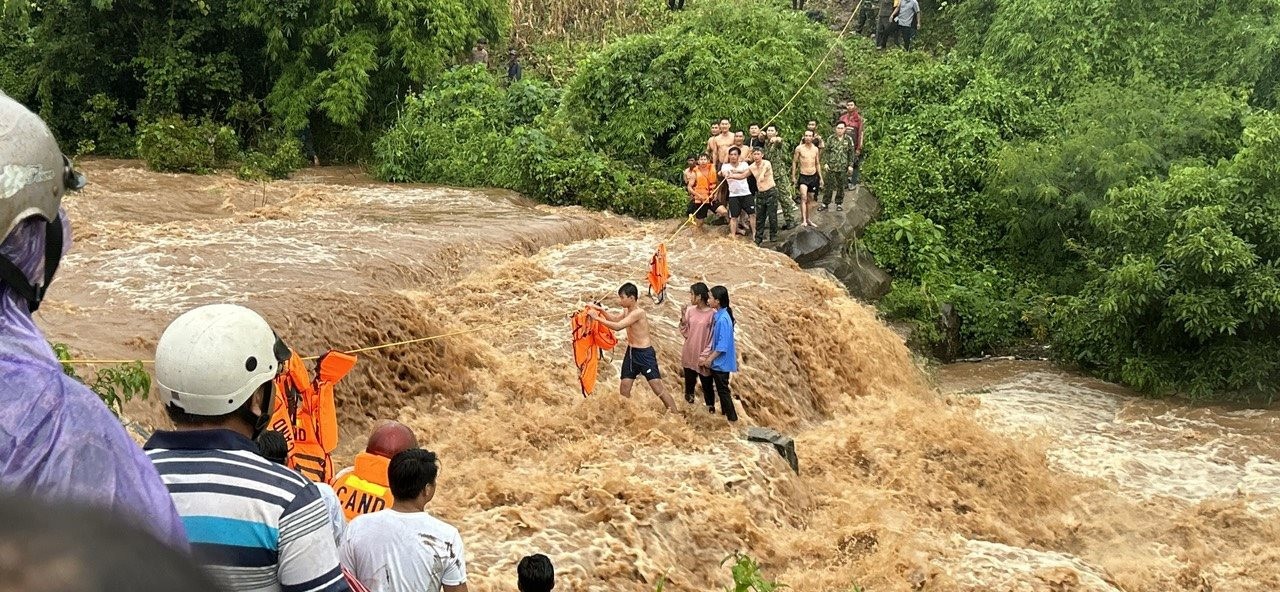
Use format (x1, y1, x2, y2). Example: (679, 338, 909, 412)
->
(243, 0, 510, 129)
(238, 132, 306, 181)
(51, 344, 151, 418)
(136, 116, 238, 174)
(506, 79, 562, 128)
(1050, 113, 1280, 399)
(988, 79, 1248, 282)
(721, 552, 784, 592)
(374, 66, 683, 218)
(952, 0, 1280, 106)
(561, 0, 832, 166)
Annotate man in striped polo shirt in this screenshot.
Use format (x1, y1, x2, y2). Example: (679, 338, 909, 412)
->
(145, 304, 350, 592)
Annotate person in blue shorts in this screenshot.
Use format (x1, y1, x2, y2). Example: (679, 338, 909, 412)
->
(588, 283, 678, 413)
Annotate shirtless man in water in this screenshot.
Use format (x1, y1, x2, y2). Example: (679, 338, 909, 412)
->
(589, 283, 678, 413)
(792, 130, 823, 228)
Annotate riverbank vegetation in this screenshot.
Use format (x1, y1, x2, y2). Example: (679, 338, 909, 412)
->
(4, 0, 1277, 399)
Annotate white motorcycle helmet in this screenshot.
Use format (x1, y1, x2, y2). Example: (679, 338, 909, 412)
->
(155, 304, 289, 417)
(0, 91, 86, 312)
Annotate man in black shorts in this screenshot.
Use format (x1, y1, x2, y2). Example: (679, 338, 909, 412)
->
(588, 283, 678, 413)
(791, 130, 823, 227)
(717, 147, 755, 240)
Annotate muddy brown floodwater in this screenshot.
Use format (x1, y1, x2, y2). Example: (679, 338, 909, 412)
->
(39, 160, 1280, 591)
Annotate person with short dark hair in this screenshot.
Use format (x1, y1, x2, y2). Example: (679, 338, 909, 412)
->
(0, 493, 220, 592)
(717, 146, 755, 239)
(517, 554, 555, 592)
(506, 49, 522, 82)
(588, 283, 678, 413)
(471, 39, 490, 66)
(145, 304, 350, 592)
(341, 449, 468, 592)
(750, 146, 779, 243)
(698, 286, 739, 421)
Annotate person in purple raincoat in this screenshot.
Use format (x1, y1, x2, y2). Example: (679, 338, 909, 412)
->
(0, 92, 187, 549)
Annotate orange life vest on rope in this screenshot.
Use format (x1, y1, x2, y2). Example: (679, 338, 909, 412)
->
(270, 349, 357, 483)
(648, 243, 671, 304)
(331, 452, 393, 522)
(571, 307, 618, 396)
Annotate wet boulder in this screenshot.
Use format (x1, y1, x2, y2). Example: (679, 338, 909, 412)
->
(746, 427, 799, 474)
(774, 185, 891, 301)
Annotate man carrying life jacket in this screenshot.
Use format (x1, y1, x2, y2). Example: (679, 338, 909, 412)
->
(332, 420, 419, 521)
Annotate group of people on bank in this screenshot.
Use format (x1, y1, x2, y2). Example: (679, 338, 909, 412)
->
(682, 101, 866, 243)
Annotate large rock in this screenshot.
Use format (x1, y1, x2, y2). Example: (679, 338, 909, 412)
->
(746, 427, 799, 474)
(779, 227, 834, 265)
(774, 185, 891, 301)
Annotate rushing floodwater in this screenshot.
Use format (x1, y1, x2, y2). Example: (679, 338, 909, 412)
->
(41, 161, 1280, 591)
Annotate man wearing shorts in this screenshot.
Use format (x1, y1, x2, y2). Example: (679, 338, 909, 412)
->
(588, 283, 678, 413)
(717, 147, 755, 240)
(792, 130, 823, 228)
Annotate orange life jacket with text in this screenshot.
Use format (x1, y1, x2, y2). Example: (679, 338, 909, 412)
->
(331, 452, 393, 522)
(572, 307, 618, 396)
(270, 349, 357, 483)
(648, 243, 671, 304)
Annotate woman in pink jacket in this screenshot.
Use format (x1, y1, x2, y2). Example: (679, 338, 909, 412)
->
(678, 283, 716, 404)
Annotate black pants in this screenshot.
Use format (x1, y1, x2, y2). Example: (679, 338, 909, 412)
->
(792, 0, 804, 9)
(708, 371, 739, 422)
(666, 0, 685, 9)
(898, 23, 917, 51)
(683, 368, 713, 402)
(876, 17, 895, 49)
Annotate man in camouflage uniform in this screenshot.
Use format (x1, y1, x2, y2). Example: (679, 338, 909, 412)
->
(821, 122, 857, 211)
(763, 125, 797, 229)
(856, 0, 879, 36)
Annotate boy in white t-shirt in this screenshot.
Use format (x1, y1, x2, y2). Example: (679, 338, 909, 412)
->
(340, 449, 468, 592)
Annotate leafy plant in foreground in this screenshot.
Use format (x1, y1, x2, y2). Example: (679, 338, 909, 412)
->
(52, 344, 151, 418)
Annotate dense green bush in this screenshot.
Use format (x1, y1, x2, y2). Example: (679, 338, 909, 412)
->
(951, 0, 1280, 106)
(136, 116, 238, 174)
(373, 66, 683, 219)
(988, 80, 1248, 283)
(1050, 113, 1280, 399)
(561, 0, 832, 166)
(237, 132, 306, 181)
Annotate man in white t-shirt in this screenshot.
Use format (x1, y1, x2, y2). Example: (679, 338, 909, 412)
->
(341, 449, 468, 592)
(717, 146, 755, 240)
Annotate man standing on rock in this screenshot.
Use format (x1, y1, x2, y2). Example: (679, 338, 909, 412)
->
(589, 283, 678, 414)
(764, 125, 798, 230)
(750, 147, 780, 244)
(838, 101, 865, 190)
(792, 130, 823, 228)
(822, 122, 856, 212)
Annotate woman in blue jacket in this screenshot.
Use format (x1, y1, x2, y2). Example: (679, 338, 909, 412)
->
(699, 285, 739, 422)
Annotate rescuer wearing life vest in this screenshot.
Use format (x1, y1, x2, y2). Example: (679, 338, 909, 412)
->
(332, 420, 419, 521)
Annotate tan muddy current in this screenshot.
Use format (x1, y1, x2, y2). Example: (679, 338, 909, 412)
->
(40, 161, 1280, 591)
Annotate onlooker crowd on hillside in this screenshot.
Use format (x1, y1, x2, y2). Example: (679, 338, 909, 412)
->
(682, 100, 866, 244)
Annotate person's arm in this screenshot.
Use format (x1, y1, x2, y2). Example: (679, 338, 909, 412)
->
(816, 151, 824, 183)
(856, 123, 864, 154)
(586, 303, 621, 322)
(914, 7, 920, 29)
(679, 306, 690, 336)
(791, 149, 800, 181)
(890, 5, 899, 20)
(726, 167, 750, 181)
(686, 172, 696, 195)
(593, 309, 640, 331)
(279, 484, 352, 592)
(441, 531, 468, 592)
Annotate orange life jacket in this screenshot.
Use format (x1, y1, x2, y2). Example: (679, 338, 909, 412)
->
(648, 243, 671, 304)
(572, 308, 618, 396)
(270, 349, 357, 483)
(692, 164, 717, 204)
(331, 452, 393, 521)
